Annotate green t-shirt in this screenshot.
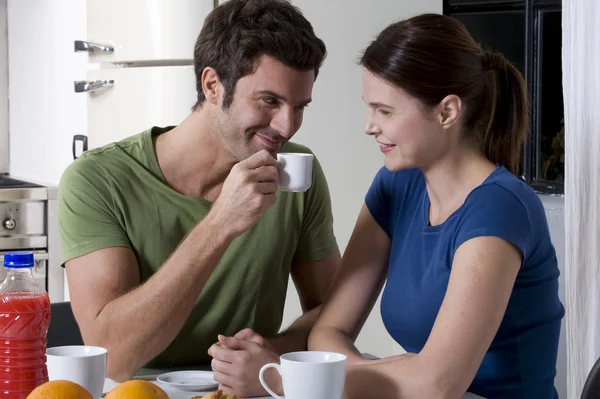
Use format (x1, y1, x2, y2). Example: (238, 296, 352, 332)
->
(58, 126, 338, 368)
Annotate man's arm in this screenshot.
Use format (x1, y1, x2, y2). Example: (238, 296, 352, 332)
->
(268, 249, 341, 354)
(67, 216, 231, 382)
(66, 150, 279, 382)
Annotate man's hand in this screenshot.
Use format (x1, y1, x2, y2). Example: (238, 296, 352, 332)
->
(210, 150, 278, 239)
(209, 333, 282, 398)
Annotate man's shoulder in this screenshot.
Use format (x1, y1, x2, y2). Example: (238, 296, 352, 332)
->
(59, 129, 154, 194)
(84, 130, 148, 159)
(69, 129, 152, 173)
(59, 151, 105, 188)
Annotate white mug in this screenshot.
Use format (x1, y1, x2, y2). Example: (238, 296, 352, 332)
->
(277, 153, 313, 192)
(46, 345, 107, 398)
(259, 351, 347, 399)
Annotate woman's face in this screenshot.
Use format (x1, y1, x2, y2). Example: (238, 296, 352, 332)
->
(361, 68, 449, 172)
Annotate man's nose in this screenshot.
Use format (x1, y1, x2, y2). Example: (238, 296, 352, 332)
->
(271, 107, 295, 139)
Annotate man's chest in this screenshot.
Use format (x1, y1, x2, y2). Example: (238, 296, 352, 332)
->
(117, 192, 305, 280)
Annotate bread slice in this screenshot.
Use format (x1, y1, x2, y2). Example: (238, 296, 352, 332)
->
(192, 390, 241, 399)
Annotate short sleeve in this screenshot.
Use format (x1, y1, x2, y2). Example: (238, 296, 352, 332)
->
(454, 184, 532, 260)
(58, 155, 131, 265)
(365, 166, 393, 236)
(293, 154, 338, 263)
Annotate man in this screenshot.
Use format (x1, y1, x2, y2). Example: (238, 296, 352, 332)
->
(58, 0, 340, 397)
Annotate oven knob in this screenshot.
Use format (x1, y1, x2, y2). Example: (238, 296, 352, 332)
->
(2, 218, 16, 230)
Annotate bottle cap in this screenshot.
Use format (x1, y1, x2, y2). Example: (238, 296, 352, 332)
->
(3, 252, 35, 268)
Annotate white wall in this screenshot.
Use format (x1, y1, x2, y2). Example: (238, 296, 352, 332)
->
(7, 0, 87, 184)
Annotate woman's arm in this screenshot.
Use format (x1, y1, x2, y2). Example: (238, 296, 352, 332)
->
(308, 203, 391, 364)
(342, 235, 522, 399)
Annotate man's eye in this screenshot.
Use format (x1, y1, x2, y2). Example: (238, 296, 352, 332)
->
(263, 97, 279, 106)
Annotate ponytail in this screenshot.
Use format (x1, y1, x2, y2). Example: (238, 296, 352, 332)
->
(479, 51, 529, 175)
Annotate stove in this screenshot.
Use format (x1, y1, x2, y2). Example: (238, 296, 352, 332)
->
(0, 175, 44, 189)
(0, 174, 63, 302)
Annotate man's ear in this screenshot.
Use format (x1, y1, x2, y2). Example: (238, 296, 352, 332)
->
(201, 67, 222, 105)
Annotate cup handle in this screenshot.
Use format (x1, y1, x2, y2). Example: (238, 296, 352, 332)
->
(259, 363, 283, 399)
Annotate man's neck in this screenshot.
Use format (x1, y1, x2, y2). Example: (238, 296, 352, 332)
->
(154, 111, 236, 201)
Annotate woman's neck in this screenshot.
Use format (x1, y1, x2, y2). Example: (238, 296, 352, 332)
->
(422, 148, 497, 226)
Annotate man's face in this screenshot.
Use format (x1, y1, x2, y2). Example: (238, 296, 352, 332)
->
(214, 55, 315, 161)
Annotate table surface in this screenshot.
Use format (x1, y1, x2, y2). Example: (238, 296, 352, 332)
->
(102, 373, 485, 399)
(101, 353, 485, 399)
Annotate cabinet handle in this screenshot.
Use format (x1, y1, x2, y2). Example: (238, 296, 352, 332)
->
(74, 80, 114, 93)
(72, 135, 88, 160)
(74, 40, 114, 53)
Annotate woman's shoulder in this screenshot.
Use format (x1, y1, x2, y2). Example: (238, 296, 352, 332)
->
(467, 166, 545, 214)
(455, 167, 552, 261)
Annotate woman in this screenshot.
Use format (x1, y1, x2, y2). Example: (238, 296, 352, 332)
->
(308, 13, 564, 399)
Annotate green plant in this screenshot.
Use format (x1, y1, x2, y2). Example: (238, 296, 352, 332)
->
(542, 118, 564, 182)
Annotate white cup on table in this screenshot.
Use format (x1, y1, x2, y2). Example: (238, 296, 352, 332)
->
(46, 345, 107, 398)
(259, 351, 347, 399)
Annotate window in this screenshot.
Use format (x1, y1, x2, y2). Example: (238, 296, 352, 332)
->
(534, 7, 564, 188)
(451, 10, 525, 72)
(444, 0, 564, 194)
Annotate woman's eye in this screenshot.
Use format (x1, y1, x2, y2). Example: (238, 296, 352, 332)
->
(377, 108, 391, 117)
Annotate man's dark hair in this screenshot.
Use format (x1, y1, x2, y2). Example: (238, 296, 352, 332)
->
(192, 0, 327, 110)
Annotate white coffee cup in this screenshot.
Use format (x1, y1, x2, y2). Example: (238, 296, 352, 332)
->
(46, 345, 107, 398)
(259, 351, 347, 399)
(277, 153, 313, 192)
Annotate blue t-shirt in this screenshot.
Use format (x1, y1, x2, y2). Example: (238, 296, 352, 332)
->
(365, 166, 564, 399)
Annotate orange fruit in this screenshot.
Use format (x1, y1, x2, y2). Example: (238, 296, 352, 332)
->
(104, 380, 169, 399)
(26, 380, 93, 399)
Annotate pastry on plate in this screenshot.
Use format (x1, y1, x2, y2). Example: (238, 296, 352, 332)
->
(192, 390, 241, 399)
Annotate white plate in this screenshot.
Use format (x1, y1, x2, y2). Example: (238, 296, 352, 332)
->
(156, 370, 219, 392)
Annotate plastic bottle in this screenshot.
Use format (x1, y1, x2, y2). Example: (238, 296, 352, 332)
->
(0, 252, 51, 398)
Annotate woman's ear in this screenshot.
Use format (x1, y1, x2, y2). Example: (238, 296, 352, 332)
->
(437, 94, 462, 130)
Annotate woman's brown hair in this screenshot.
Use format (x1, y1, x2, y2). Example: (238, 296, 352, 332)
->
(360, 14, 529, 175)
